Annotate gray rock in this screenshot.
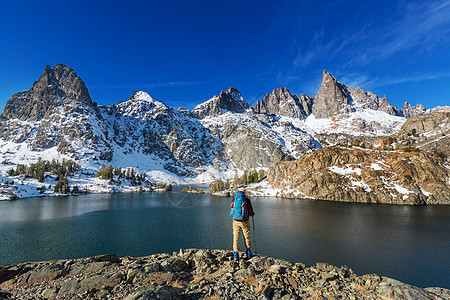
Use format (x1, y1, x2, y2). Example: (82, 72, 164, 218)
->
(192, 87, 251, 118)
(160, 258, 188, 273)
(91, 254, 120, 263)
(27, 262, 69, 284)
(312, 70, 353, 119)
(375, 277, 434, 299)
(254, 87, 310, 119)
(58, 279, 79, 295)
(402, 102, 426, 118)
(145, 263, 162, 273)
(125, 286, 181, 300)
(349, 86, 400, 116)
(41, 287, 58, 299)
(79, 274, 121, 292)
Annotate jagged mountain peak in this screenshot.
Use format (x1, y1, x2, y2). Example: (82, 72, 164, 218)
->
(128, 91, 157, 103)
(116, 91, 170, 120)
(401, 102, 426, 118)
(221, 87, 242, 99)
(271, 87, 292, 97)
(37, 65, 53, 85)
(254, 87, 310, 119)
(1, 64, 93, 121)
(192, 87, 251, 118)
(0, 64, 111, 158)
(217, 87, 249, 109)
(320, 70, 350, 92)
(312, 70, 352, 119)
(322, 70, 338, 83)
(312, 71, 410, 119)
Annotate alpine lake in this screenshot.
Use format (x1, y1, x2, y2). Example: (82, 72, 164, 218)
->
(0, 186, 449, 289)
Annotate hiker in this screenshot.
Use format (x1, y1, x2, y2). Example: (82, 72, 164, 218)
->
(230, 186, 255, 260)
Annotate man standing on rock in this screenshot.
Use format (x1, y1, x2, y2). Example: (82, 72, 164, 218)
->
(230, 186, 255, 261)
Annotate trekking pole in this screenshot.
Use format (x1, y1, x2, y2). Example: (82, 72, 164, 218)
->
(252, 216, 257, 255)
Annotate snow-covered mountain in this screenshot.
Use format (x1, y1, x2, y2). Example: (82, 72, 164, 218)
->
(0, 64, 112, 161)
(191, 87, 251, 118)
(0, 64, 440, 184)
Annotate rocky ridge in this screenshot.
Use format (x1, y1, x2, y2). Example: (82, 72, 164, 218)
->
(191, 87, 251, 118)
(1, 249, 448, 300)
(401, 102, 426, 118)
(267, 146, 450, 205)
(0, 64, 444, 186)
(310, 71, 426, 120)
(104, 91, 221, 176)
(396, 111, 450, 156)
(254, 87, 312, 119)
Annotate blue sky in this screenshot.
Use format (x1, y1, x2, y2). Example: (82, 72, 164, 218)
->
(1, 0, 449, 110)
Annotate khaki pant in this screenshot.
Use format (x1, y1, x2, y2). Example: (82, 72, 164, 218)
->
(233, 219, 251, 252)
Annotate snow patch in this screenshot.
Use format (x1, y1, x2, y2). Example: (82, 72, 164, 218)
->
(329, 166, 362, 175)
(393, 184, 413, 195)
(370, 163, 384, 171)
(351, 180, 372, 192)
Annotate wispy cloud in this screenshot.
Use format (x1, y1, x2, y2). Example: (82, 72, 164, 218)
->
(292, 0, 450, 67)
(338, 71, 450, 90)
(293, 27, 327, 68)
(348, 0, 450, 65)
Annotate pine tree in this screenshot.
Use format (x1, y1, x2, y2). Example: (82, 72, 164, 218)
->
(72, 185, 80, 194)
(232, 172, 239, 187)
(226, 178, 231, 189)
(253, 171, 259, 183)
(114, 166, 122, 176)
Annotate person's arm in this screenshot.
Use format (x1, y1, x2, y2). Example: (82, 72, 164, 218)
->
(246, 198, 255, 217)
(229, 201, 234, 217)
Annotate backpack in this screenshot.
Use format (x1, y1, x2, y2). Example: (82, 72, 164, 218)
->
(230, 191, 249, 220)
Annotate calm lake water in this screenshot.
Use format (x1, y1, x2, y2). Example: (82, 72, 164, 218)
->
(0, 189, 449, 289)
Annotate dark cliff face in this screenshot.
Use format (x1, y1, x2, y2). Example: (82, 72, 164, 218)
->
(312, 71, 353, 119)
(1, 64, 93, 122)
(192, 87, 251, 118)
(254, 87, 311, 119)
(217, 87, 251, 113)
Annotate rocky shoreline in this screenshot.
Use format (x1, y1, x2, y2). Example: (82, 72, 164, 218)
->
(0, 249, 448, 299)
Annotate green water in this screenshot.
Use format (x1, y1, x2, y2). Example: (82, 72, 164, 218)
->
(0, 189, 449, 289)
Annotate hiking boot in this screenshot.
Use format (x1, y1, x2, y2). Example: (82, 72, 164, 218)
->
(246, 249, 252, 259)
(233, 252, 239, 261)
